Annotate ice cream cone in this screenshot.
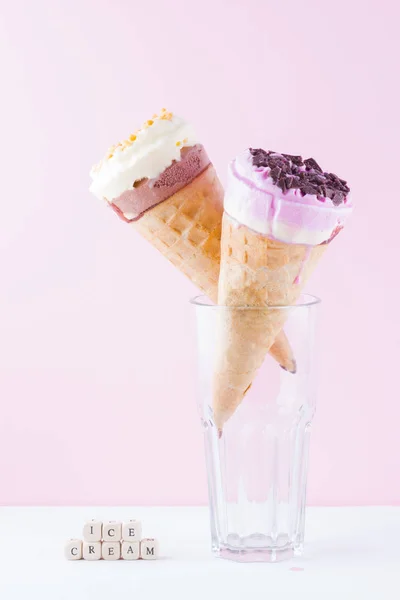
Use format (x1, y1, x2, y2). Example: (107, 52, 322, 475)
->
(213, 148, 353, 429)
(89, 111, 296, 371)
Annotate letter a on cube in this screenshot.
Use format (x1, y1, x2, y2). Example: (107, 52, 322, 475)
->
(121, 541, 140, 560)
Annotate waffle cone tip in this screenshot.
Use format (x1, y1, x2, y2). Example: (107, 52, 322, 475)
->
(280, 358, 297, 374)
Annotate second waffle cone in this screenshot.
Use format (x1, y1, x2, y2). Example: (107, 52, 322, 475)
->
(214, 212, 327, 429)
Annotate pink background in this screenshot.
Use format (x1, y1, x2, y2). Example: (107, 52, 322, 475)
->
(0, 0, 399, 506)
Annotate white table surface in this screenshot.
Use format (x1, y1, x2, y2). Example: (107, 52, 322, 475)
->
(0, 506, 399, 599)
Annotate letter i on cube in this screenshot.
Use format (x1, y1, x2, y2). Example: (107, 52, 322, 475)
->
(83, 520, 102, 542)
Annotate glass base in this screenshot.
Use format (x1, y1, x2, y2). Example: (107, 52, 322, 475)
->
(213, 537, 304, 563)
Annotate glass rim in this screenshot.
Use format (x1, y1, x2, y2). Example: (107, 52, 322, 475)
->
(190, 293, 321, 310)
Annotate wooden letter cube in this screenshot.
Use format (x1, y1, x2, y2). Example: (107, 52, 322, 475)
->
(122, 520, 142, 542)
(102, 521, 122, 542)
(102, 541, 121, 561)
(140, 538, 159, 560)
(83, 541, 102, 561)
(64, 539, 82, 560)
(83, 520, 102, 542)
(121, 541, 140, 560)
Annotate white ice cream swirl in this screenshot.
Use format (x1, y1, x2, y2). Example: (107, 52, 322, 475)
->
(89, 110, 197, 201)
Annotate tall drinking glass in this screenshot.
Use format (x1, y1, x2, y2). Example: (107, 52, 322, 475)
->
(191, 293, 320, 562)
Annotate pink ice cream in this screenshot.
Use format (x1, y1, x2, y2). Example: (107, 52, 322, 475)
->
(224, 149, 352, 246)
(110, 144, 210, 223)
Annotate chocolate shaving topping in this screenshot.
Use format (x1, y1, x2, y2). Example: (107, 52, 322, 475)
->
(270, 167, 281, 180)
(332, 191, 344, 206)
(291, 176, 301, 188)
(285, 176, 294, 188)
(283, 153, 303, 166)
(302, 184, 318, 195)
(312, 174, 325, 184)
(249, 148, 350, 204)
(278, 177, 287, 193)
(304, 157, 323, 172)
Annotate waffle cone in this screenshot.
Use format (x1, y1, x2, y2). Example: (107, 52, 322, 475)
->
(214, 211, 327, 429)
(132, 165, 296, 370)
(132, 165, 223, 300)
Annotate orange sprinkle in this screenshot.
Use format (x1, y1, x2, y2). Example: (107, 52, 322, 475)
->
(103, 110, 175, 164)
(160, 111, 173, 121)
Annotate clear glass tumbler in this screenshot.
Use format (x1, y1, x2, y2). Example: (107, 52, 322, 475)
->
(191, 293, 320, 563)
